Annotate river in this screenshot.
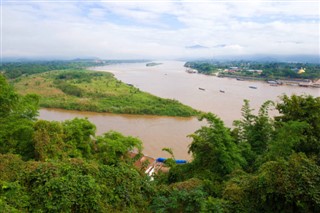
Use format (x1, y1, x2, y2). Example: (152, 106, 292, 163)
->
(39, 108, 203, 160)
(39, 61, 319, 160)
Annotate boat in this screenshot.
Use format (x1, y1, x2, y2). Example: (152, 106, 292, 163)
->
(199, 87, 205, 91)
(219, 90, 225, 93)
(267, 80, 277, 84)
(249, 86, 257, 89)
(299, 83, 311, 87)
(267, 80, 279, 86)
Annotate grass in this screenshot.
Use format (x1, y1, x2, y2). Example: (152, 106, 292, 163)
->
(13, 69, 199, 117)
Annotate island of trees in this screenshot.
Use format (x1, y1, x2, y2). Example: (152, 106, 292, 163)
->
(1, 67, 320, 212)
(0, 61, 198, 117)
(185, 61, 320, 81)
(146, 62, 163, 67)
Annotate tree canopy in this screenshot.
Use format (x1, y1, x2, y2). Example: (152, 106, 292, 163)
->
(1, 72, 320, 212)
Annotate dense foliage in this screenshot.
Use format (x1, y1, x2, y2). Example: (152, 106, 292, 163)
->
(1, 73, 320, 212)
(0, 61, 96, 79)
(185, 61, 320, 79)
(185, 62, 217, 75)
(0, 59, 147, 79)
(155, 94, 320, 212)
(12, 69, 198, 117)
(0, 74, 152, 212)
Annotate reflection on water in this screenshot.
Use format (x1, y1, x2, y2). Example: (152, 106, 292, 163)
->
(39, 61, 319, 160)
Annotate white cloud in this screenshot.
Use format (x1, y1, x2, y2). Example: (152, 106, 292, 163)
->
(2, 1, 319, 59)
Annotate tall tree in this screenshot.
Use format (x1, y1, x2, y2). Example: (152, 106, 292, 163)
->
(232, 100, 274, 171)
(0, 75, 39, 159)
(188, 113, 246, 180)
(62, 118, 96, 159)
(224, 153, 320, 212)
(276, 95, 320, 159)
(94, 131, 143, 165)
(33, 120, 66, 161)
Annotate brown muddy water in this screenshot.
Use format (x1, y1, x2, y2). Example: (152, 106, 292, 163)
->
(39, 61, 319, 160)
(39, 108, 204, 160)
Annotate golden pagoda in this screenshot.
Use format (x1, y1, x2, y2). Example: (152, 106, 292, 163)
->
(298, 68, 305, 74)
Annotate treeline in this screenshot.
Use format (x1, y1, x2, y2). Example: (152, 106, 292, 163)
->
(0, 61, 97, 79)
(185, 61, 320, 79)
(0, 59, 147, 79)
(1, 74, 320, 212)
(185, 62, 217, 75)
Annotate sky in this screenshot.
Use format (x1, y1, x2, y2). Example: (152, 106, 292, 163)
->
(2, 0, 320, 60)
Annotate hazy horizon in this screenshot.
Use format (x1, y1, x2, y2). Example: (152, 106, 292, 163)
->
(2, 0, 320, 60)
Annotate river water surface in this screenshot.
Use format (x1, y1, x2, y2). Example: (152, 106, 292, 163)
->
(39, 61, 319, 160)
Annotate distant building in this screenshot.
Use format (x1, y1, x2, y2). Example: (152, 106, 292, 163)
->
(225, 69, 237, 73)
(186, 68, 198, 73)
(223, 67, 239, 73)
(229, 66, 239, 70)
(248, 69, 263, 74)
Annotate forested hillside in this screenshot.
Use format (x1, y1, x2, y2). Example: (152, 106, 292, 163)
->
(1, 74, 319, 212)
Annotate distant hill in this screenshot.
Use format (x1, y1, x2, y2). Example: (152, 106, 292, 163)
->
(185, 45, 209, 49)
(231, 55, 320, 64)
(180, 55, 320, 64)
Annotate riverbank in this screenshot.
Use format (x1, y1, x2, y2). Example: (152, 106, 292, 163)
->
(39, 108, 203, 160)
(13, 69, 199, 117)
(36, 61, 319, 160)
(215, 73, 320, 88)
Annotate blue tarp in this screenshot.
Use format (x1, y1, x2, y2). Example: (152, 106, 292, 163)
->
(175, 159, 187, 164)
(156, 158, 187, 164)
(156, 157, 166, 162)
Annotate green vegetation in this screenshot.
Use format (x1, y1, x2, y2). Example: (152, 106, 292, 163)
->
(146, 62, 163, 67)
(1, 73, 320, 212)
(185, 61, 320, 80)
(0, 60, 97, 79)
(0, 75, 151, 212)
(185, 62, 218, 75)
(0, 59, 147, 79)
(154, 94, 320, 212)
(12, 69, 198, 117)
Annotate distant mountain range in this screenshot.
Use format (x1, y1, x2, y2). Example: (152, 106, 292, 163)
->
(185, 45, 209, 49)
(1, 57, 149, 64)
(228, 55, 320, 63)
(2, 54, 319, 64)
(181, 54, 320, 64)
